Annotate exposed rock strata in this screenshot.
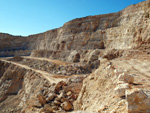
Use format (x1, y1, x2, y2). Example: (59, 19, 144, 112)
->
(0, 1, 150, 61)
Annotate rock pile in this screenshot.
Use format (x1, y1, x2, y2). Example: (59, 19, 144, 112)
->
(54, 64, 92, 75)
(36, 76, 86, 113)
(9, 57, 96, 76)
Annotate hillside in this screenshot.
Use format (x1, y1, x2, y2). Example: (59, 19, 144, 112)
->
(0, 1, 150, 113)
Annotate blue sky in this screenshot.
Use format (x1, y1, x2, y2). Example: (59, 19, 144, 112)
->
(0, 0, 145, 36)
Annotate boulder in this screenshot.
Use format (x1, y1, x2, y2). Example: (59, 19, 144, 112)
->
(126, 88, 150, 113)
(37, 94, 46, 106)
(62, 101, 73, 111)
(55, 81, 67, 94)
(43, 104, 54, 113)
(46, 93, 56, 102)
(54, 100, 61, 105)
(114, 83, 129, 97)
(118, 73, 134, 84)
(67, 91, 72, 96)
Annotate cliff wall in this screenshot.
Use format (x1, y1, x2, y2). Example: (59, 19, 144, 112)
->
(0, 1, 150, 59)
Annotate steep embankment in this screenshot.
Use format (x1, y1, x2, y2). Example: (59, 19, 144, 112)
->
(0, 60, 52, 112)
(74, 56, 150, 112)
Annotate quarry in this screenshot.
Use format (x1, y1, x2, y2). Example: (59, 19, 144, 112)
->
(0, 1, 150, 113)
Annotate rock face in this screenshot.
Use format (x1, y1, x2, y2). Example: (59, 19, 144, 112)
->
(0, 1, 150, 60)
(0, 1, 150, 113)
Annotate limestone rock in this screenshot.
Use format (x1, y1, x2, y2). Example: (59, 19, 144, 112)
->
(126, 88, 150, 113)
(118, 73, 134, 84)
(114, 83, 129, 97)
(67, 91, 72, 96)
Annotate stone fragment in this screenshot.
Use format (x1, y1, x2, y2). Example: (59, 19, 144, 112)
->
(67, 91, 72, 96)
(68, 50, 78, 62)
(126, 89, 148, 103)
(52, 106, 59, 110)
(37, 94, 46, 106)
(114, 83, 129, 97)
(55, 81, 67, 93)
(33, 99, 42, 107)
(62, 101, 73, 111)
(55, 97, 61, 101)
(46, 93, 56, 102)
(43, 104, 53, 113)
(57, 91, 64, 99)
(54, 100, 61, 105)
(98, 105, 108, 112)
(118, 73, 134, 84)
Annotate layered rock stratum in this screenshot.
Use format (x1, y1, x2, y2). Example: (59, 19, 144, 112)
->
(0, 1, 150, 113)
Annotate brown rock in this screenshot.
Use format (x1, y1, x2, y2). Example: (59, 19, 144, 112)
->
(54, 100, 61, 105)
(55, 97, 61, 101)
(37, 94, 46, 106)
(43, 104, 53, 113)
(52, 106, 59, 110)
(33, 99, 42, 107)
(46, 93, 56, 102)
(55, 81, 67, 93)
(62, 101, 73, 111)
(61, 98, 66, 103)
(126, 88, 150, 113)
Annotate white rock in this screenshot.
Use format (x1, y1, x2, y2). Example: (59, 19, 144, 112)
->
(114, 83, 129, 97)
(118, 73, 134, 84)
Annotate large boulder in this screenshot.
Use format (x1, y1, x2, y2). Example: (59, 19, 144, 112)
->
(126, 88, 150, 113)
(114, 83, 129, 97)
(62, 101, 73, 111)
(118, 73, 134, 84)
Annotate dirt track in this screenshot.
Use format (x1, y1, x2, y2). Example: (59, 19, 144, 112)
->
(0, 59, 65, 83)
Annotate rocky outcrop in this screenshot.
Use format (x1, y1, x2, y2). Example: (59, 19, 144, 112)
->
(74, 55, 150, 112)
